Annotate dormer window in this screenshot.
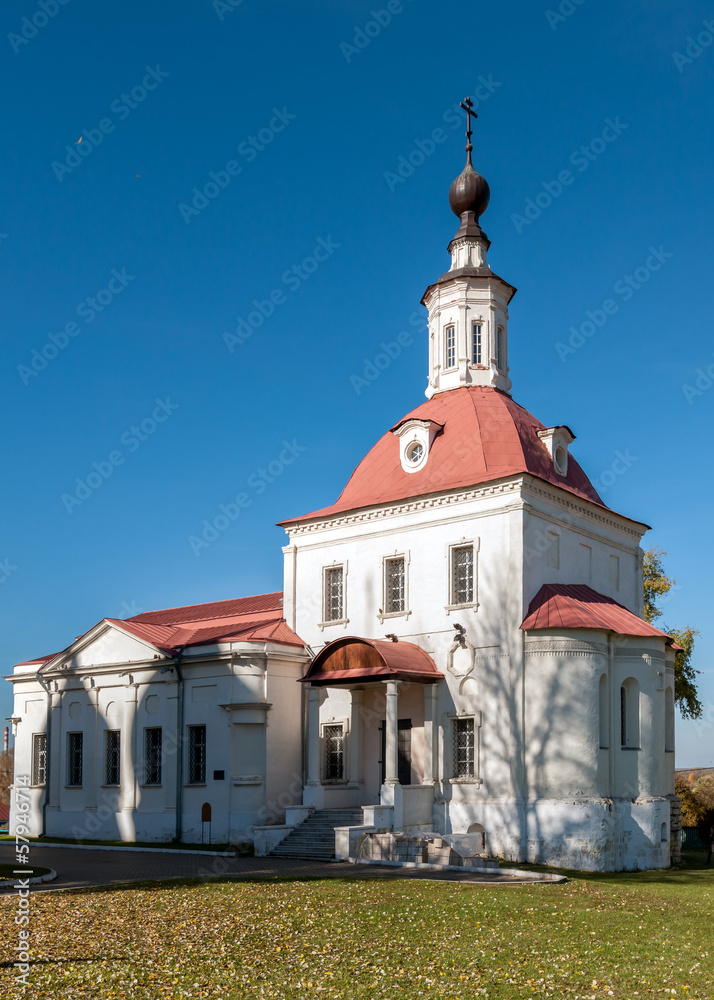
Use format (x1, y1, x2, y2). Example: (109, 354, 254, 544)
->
(445, 325, 456, 369)
(391, 417, 444, 474)
(471, 323, 482, 365)
(537, 425, 576, 477)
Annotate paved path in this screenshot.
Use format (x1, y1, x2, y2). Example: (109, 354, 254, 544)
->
(0, 843, 557, 892)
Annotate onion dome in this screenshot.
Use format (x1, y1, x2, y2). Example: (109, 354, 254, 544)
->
(449, 161, 490, 221)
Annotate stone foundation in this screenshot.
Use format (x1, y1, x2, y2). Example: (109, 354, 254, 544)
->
(357, 832, 499, 869)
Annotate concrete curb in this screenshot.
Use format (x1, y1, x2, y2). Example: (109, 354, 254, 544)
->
(14, 842, 236, 857)
(0, 868, 57, 891)
(352, 858, 567, 883)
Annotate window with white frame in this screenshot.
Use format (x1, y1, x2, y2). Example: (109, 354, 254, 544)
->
(471, 322, 482, 364)
(452, 717, 475, 778)
(451, 544, 474, 606)
(32, 733, 47, 786)
(104, 730, 121, 785)
(144, 727, 162, 785)
(496, 325, 505, 371)
(324, 566, 344, 622)
(188, 725, 207, 784)
(66, 732, 83, 787)
(324, 724, 344, 779)
(445, 325, 456, 369)
(620, 678, 640, 748)
(385, 556, 406, 614)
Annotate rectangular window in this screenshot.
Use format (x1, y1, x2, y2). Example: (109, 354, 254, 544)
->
(324, 724, 344, 780)
(188, 725, 207, 784)
(66, 732, 83, 787)
(324, 566, 344, 622)
(471, 323, 482, 364)
(385, 556, 406, 614)
(451, 544, 474, 605)
(445, 325, 456, 369)
(104, 730, 121, 786)
(452, 717, 475, 778)
(496, 326, 505, 371)
(144, 727, 162, 785)
(32, 733, 47, 786)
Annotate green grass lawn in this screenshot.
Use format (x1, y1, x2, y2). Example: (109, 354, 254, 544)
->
(0, 853, 711, 998)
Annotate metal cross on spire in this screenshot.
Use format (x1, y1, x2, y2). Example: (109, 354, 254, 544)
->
(459, 97, 477, 164)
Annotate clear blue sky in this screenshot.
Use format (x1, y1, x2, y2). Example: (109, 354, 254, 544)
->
(1, 0, 712, 766)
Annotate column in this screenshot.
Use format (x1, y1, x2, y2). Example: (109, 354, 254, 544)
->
(380, 680, 402, 828)
(349, 689, 363, 788)
(303, 686, 324, 809)
(384, 680, 399, 785)
(46, 688, 62, 819)
(423, 684, 438, 784)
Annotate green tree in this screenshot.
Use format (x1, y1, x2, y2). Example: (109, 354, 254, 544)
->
(643, 547, 701, 719)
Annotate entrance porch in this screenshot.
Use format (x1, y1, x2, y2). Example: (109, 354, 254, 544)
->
(299, 637, 442, 830)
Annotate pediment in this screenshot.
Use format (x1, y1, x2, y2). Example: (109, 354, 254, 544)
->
(50, 622, 163, 671)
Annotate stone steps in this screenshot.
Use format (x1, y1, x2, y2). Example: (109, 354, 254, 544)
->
(269, 808, 363, 861)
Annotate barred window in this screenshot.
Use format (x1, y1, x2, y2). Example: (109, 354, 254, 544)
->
(144, 727, 162, 785)
(324, 566, 344, 622)
(451, 544, 474, 605)
(472, 323, 482, 364)
(32, 733, 47, 786)
(188, 725, 207, 784)
(445, 325, 456, 369)
(324, 724, 344, 780)
(385, 557, 405, 614)
(452, 717, 475, 778)
(67, 732, 83, 787)
(105, 730, 121, 786)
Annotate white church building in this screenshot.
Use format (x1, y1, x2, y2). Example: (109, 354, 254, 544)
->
(7, 111, 679, 871)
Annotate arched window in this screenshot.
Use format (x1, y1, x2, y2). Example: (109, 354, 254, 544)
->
(599, 674, 609, 748)
(620, 678, 640, 748)
(665, 687, 675, 753)
(661, 822, 668, 843)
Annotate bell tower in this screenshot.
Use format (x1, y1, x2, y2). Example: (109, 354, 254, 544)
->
(422, 99, 517, 398)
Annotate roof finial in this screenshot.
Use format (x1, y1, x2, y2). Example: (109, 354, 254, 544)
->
(459, 97, 477, 165)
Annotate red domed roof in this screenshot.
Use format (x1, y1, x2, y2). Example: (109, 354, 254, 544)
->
(280, 387, 605, 524)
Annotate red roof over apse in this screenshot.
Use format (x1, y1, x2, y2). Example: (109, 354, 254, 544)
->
(278, 387, 607, 525)
(521, 584, 676, 644)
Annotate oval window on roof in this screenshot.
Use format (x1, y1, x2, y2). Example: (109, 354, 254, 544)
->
(406, 441, 424, 465)
(554, 444, 568, 476)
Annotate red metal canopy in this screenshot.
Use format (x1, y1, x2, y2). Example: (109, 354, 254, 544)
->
(302, 636, 442, 686)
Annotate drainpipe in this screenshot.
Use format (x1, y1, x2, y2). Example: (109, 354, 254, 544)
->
(171, 647, 187, 843)
(36, 669, 52, 838)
